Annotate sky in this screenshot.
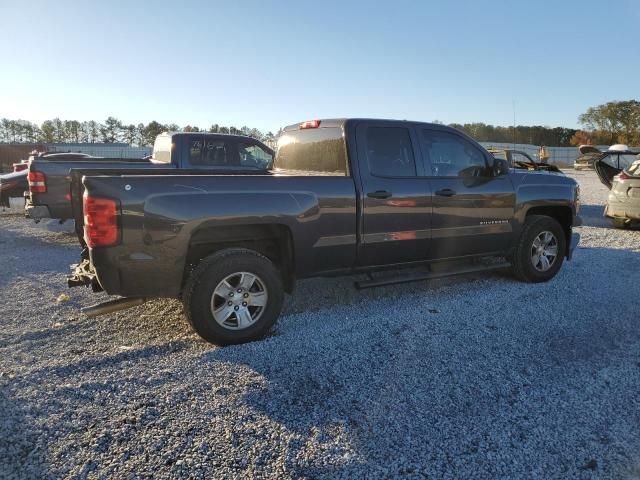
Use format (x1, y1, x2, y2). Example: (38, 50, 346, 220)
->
(0, 0, 638, 133)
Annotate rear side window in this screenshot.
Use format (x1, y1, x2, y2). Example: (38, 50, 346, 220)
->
(365, 127, 416, 177)
(189, 139, 205, 164)
(197, 140, 227, 166)
(275, 127, 347, 175)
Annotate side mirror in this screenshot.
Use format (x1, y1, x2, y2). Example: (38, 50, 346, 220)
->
(493, 158, 509, 176)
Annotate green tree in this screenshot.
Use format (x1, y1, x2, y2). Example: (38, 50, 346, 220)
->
(579, 100, 640, 145)
(100, 116, 123, 143)
(41, 120, 56, 143)
(142, 121, 166, 146)
(123, 124, 137, 145)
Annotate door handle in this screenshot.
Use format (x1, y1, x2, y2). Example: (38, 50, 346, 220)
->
(367, 190, 392, 199)
(435, 189, 456, 197)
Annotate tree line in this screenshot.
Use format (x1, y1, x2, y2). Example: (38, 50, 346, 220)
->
(2, 100, 639, 148)
(0, 117, 276, 146)
(449, 123, 578, 147)
(453, 100, 640, 147)
(572, 100, 640, 146)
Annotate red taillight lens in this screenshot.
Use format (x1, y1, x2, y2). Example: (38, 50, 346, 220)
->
(28, 170, 46, 193)
(300, 120, 321, 129)
(83, 195, 119, 248)
(618, 171, 632, 180)
(13, 163, 27, 172)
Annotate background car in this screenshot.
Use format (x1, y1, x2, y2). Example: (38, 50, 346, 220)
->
(486, 148, 562, 172)
(0, 169, 28, 209)
(593, 145, 640, 228)
(574, 145, 601, 170)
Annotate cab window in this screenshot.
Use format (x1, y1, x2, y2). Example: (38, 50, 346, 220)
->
(365, 127, 416, 177)
(188, 138, 205, 164)
(198, 140, 228, 165)
(237, 142, 273, 168)
(422, 130, 487, 177)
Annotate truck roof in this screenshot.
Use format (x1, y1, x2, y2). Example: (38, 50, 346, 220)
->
(164, 131, 266, 143)
(281, 118, 451, 132)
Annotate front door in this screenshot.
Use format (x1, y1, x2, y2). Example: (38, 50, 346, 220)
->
(419, 127, 516, 260)
(356, 123, 432, 266)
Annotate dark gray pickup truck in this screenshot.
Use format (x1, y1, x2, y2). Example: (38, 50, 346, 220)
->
(69, 119, 581, 345)
(26, 133, 273, 221)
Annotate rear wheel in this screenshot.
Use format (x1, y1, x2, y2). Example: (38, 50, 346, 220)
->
(511, 215, 566, 283)
(183, 248, 284, 345)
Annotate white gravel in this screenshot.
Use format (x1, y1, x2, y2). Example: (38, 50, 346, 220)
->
(1, 170, 639, 479)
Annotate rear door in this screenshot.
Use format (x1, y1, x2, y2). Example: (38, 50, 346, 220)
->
(356, 122, 432, 266)
(420, 127, 515, 260)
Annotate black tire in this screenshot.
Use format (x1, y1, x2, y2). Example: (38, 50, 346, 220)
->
(183, 248, 284, 346)
(611, 218, 629, 229)
(511, 215, 566, 283)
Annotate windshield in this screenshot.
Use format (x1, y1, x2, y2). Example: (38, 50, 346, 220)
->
(601, 152, 637, 170)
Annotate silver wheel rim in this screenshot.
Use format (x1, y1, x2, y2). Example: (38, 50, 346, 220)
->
(210, 272, 268, 330)
(530, 231, 558, 272)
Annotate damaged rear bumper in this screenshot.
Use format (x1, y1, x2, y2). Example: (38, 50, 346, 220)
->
(68, 256, 103, 292)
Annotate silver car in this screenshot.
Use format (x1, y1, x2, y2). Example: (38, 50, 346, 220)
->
(594, 145, 640, 228)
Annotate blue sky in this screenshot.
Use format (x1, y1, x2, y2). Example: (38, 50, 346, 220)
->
(1, 0, 638, 133)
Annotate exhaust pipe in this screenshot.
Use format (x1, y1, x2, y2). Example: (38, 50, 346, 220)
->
(82, 297, 147, 318)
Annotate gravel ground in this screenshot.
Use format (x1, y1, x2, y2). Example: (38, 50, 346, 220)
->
(1, 171, 639, 479)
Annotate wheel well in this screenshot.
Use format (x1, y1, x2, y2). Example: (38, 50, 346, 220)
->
(184, 224, 295, 293)
(526, 206, 573, 247)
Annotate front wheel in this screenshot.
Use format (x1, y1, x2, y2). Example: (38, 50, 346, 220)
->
(183, 248, 284, 345)
(511, 215, 566, 283)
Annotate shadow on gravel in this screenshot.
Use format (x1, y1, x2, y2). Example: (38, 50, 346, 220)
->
(25, 341, 191, 381)
(0, 223, 78, 290)
(0, 318, 88, 351)
(580, 203, 640, 230)
(0, 384, 49, 479)
(200, 245, 640, 478)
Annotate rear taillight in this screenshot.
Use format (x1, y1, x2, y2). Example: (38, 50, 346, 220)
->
(83, 195, 119, 248)
(28, 170, 46, 193)
(618, 171, 632, 180)
(13, 163, 27, 172)
(300, 120, 321, 129)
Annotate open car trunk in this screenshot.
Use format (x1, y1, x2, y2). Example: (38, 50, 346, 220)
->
(579, 145, 602, 155)
(594, 159, 621, 189)
(594, 150, 638, 189)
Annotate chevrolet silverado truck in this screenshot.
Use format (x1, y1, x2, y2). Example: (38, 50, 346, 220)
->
(68, 119, 581, 345)
(26, 133, 273, 221)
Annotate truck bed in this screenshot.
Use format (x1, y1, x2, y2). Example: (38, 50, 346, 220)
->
(27, 157, 153, 220)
